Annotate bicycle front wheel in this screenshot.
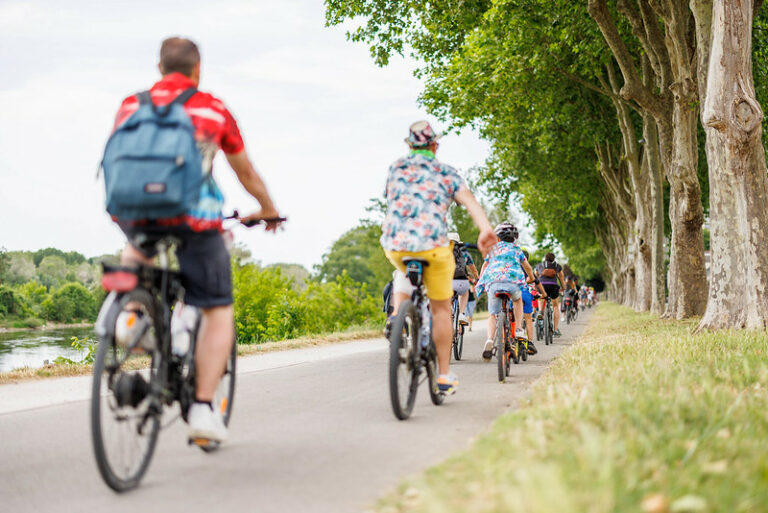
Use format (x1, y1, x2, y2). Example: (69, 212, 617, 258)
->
(426, 344, 444, 406)
(91, 289, 160, 492)
(389, 300, 420, 420)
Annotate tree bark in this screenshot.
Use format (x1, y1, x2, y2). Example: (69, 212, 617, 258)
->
(588, 0, 708, 318)
(696, 0, 768, 329)
(642, 113, 667, 314)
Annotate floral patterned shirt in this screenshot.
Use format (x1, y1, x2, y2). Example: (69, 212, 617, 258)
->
(380, 151, 467, 252)
(476, 241, 527, 296)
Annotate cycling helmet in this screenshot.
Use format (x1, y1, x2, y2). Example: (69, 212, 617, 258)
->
(494, 222, 519, 242)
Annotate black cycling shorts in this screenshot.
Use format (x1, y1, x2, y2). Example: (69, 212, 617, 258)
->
(119, 225, 233, 308)
(542, 284, 560, 300)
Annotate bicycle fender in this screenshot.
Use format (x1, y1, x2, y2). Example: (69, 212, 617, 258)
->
(95, 291, 120, 337)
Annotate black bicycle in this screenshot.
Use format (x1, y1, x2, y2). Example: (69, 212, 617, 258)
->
(388, 258, 444, 420)
(542, 296, 555, 346)
(91, 215, 282, 492)
(450, 291, 465, 361)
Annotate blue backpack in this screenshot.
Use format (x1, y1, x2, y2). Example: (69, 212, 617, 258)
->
(102, 88, 203, 221)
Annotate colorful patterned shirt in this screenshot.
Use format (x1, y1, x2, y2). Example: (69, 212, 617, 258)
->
(476, 241, 527, 296)
(380, 151, 467, 252)
(113, 73, 244, 232)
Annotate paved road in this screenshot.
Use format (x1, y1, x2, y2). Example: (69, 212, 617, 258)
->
(0, 310, 592, 513)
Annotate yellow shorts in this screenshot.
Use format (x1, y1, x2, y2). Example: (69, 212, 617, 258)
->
(385, 246, 456, 301)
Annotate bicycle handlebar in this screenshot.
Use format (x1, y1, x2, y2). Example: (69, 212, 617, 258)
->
(224, 210, 287, 228)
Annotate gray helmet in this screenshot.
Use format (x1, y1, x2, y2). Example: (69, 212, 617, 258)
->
(494, 222, 519, 242)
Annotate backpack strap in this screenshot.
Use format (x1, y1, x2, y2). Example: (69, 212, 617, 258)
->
(141, 87, 198, 117)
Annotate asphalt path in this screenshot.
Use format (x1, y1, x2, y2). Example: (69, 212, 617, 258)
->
(0, 309, 592, 513)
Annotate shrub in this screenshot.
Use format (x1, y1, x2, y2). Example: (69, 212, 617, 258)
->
(0, 286, 30, 317)
(41, 283, 96, 323)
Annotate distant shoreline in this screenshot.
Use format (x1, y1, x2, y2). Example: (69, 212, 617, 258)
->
(0, 322, 94, 334)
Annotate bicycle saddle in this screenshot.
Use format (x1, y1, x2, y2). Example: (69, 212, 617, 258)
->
(494, 291, 513, 300)
(401, 257, 430, 267)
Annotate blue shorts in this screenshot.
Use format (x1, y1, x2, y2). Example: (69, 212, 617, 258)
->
(521, 288, 533, 315)
(487, 282, 522, 315)
(465, 300, 477, 317)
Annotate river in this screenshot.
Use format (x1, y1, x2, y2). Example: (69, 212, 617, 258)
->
(0, 327, 97, 372)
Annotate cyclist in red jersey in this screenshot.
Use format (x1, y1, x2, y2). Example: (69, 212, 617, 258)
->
(113, 38, 283, 445)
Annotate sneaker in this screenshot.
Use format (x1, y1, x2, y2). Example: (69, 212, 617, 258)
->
(515, 328, 526, 339)
(458, 313, 469, 326)
(187, 403, 228, 445)
(437, 373, 459, 395)
(383, 317, 394, 339)
(527, 340, 538, 355)
(554, 329, 562, 337)
(482, 339, 494, 361)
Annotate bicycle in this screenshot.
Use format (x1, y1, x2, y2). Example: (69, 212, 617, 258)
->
(450, 291, 465, 361)
(542, 296, 554, 346)
(564, 295, 574, 325)
(492, 292, 528, 382)
(388, 258, 444, 420)
(90, 214, 283, 492)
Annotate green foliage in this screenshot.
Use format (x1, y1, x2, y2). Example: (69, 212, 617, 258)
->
(315, 221, 392, 294)
(54, 336, 96, 365)
(233, 262, 385, 344)
(32, 248, 86, 267)
(41, 283, 96, 323)
(0, 286, 31, 317)
(754, 6, 768, 153)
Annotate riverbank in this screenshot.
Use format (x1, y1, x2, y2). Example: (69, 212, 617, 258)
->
(0, 321, 93, 334)
(374, 303, 768, 512)
(0, 325, 382, 384)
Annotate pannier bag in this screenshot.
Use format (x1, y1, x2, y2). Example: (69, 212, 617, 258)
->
(101, 88, 203, 221)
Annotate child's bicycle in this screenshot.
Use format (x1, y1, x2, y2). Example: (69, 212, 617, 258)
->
(492, 291, 528, 382)
(90, 213, 284, 492)
(388, 258, 445, 420)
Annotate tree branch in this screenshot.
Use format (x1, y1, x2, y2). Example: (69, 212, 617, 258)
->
(587, 0, 664, 115)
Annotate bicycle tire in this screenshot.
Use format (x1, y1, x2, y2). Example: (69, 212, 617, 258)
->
(546, 308, 554, 345)
(91, 288, 160, 492)
(454, 324, 464, 361)
(426, 346, 444, 406)
(520, 339, 528, 362)
(199, 336, 237, 453)
(389, 300, 420, 420)
(496, 309, 507, 382)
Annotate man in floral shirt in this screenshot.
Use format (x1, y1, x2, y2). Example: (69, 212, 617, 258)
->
(381, 120, 496, 395)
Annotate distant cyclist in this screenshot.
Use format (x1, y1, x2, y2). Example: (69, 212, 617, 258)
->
(535, 253, 565, 336)
(449, 232, 479, 326)
(381, 121, 496, 395)
(465, 282, 477, 331)
(521, 249, 546, 353)
(110, 37, 283, 444)
(476, 223, 536, 361)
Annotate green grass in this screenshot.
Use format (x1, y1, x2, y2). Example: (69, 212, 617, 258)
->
(376, 303, 768, 513)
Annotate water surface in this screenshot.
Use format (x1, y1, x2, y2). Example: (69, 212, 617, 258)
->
(0, 327, 97, 372)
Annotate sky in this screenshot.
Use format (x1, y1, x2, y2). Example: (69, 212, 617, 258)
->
(0, 0, 503, 270)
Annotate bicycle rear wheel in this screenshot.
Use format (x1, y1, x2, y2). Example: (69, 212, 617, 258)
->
(389, 300, 420, 420)
(454, 324, 464, 361)
(496, 309, 508, 382)
(91, 289, 160, 492)
(546, 310, 554, 345)
(426, 344, 445, 406)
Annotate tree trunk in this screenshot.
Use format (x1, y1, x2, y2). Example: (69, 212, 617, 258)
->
(697, 0, 768, 329)
(642, 113, 667, 314)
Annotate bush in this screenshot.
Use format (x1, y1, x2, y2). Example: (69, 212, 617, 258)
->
(41, 283, 96, 323)
(233, 264, 385, 344)
(0, 286, 30, 317)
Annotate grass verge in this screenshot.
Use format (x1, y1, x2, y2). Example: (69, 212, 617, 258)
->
(376, 302, 768, 513)
(0, 325, 382, 385)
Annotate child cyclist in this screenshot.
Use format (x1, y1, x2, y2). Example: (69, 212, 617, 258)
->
(476, 223, 537, 361)
(381, 121, 496, 396)
(521, 249, 546, 353)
